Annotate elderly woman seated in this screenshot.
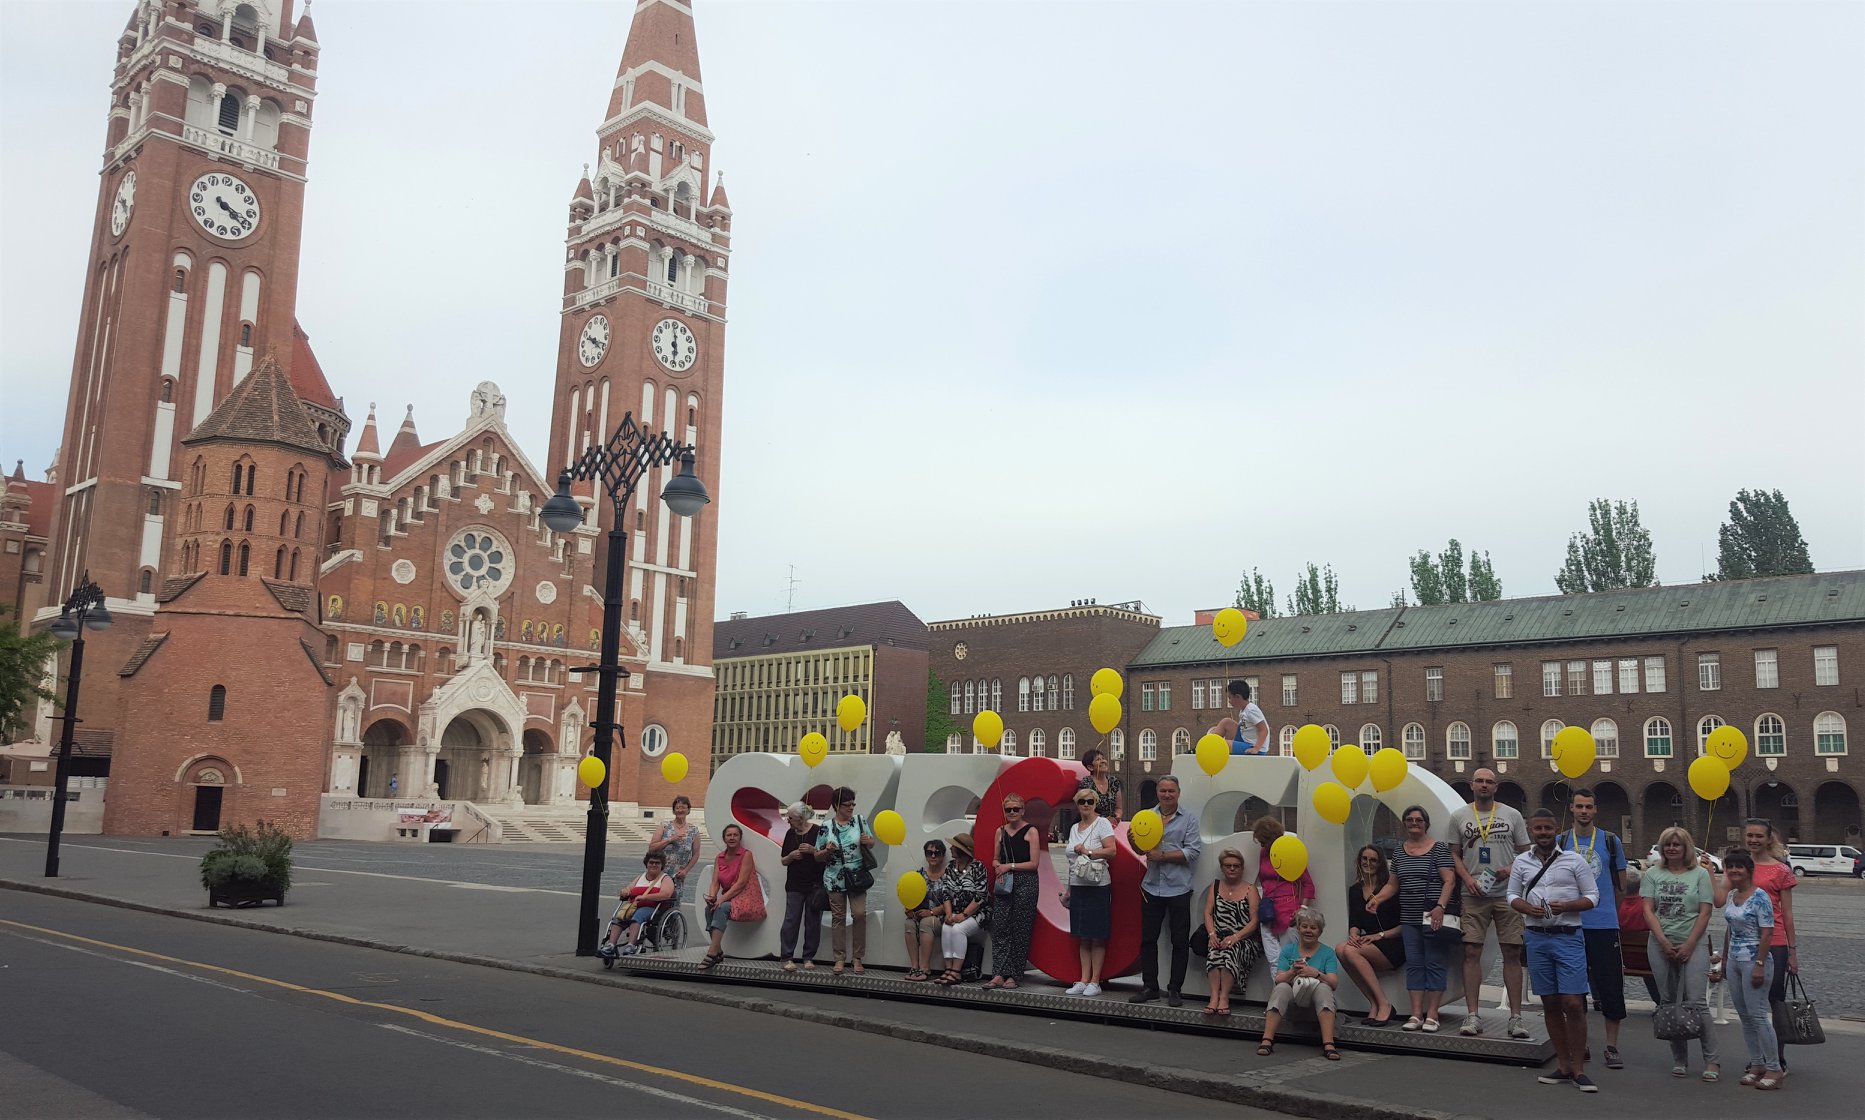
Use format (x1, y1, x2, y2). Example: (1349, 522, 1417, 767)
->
(599, 851, 677, 958)
(1256, 906, 1343, 1060)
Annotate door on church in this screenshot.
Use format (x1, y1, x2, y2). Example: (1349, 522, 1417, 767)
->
(435, 760, 451, 800)
(356, 757, 371, 799)
(192, 785, 223, 832)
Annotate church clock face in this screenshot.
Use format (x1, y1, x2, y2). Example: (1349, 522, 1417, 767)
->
(578, 314, 610, 367)
(110, 171, 136, 237)
(651, 318, 698, 373)
(187, 171, 260, 241)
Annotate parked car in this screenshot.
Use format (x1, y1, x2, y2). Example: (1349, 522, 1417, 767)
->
(1787, 843, 1865, 878)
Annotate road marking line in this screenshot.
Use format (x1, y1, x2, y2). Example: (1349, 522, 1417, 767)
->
(377, 1023, 788, 1120)
(4, 930, 252, 994)
(0, 919, 867, 1120)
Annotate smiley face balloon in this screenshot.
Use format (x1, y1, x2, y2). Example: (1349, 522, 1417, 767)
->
(1212, 607, 1249, 648)
(1128, 809, 1164, 852)
(1706, 724, 1748, 771)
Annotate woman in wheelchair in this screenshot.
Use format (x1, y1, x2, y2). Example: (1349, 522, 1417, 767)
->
(599, 852, 677, 958)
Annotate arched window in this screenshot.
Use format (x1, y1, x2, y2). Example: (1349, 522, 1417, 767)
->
(278, 510, 289, 535)
(1491, 720, 1517, 759)
(991, 678, 1002, 711)
(207, 685, 227, 721)
(1048, 675, 1060, 711)
(289, 550, 299, 581)
(217, 90, 241, 132)
(1029, 729, 1046, 758)
(1814, 712, 1847, 756)
(1061, 674, 1075, 710)
(294, 511, 303, 538)
(1447, 721, 1472, 760)
(1171, 728, 1191, 756)
(1031, 676, 1045, 710)
(237, 542, 250, 576)
(147, 491, 162, 516)
(219, 540, 233, 575)
(666, 248, 681, 284)
(1403, 722, 1426, 760)
(948, 683, 960, 716)
(138, 569, 153, 595)
(239, 322, 252, 346)
(946, 732, 964, 754)
(245, 465, 255, 495)
(242, 505, 254, 531)
(1018, 677, 1030, 713)
(1696, 715, 1724, 756)
(962, 680, 975, 715)
(223, 504, 235, 530)
(1324, 724, 1340, 748)
(1058, 727, 1076, 759)
(1280, 725, 1297, 756)
(1754, 713, 1786, 757)
(1139, 729, 1158, 761)
(1109, 728, 1126, 761)
(1000, 728, 1016, 754)
(1541, 719, 1565, 759)
(1360, 724, 1383, 752)
(1591, 718, 1619, 759)
(232, 463, 243, 493)
(173, 269, 187, 293)
(274, 547, 285, 578)
(1644, 716, 1673, 758)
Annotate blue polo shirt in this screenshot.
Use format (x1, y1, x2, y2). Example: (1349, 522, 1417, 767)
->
(1140, 806, 1203, 897)
(1559, 827, 1626, 931)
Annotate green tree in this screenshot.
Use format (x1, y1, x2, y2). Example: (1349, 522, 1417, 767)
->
(1467, 548, 1503, 601)
(1408, 550, 1445, 606)
(1, 605, 62, 742)
(1408, 539, 1503, 604)
(1714, 489, 1813, 580)
(1287, 562, 1348, 615)
(923, 669, 959, 754)
(1555, 499, 1657, 593)
(1234, 567, 1278, 619)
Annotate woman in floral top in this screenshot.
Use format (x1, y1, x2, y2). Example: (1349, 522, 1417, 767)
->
(1076, 748, 1124, 822)
(1720, 852, 1782, 1089)
(646, 795, 702, 901)
(934, 832, 990, 985)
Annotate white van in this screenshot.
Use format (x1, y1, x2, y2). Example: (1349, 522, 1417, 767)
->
(1786, 844, 1863, 878)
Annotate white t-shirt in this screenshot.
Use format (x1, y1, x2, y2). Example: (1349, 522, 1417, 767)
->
(1066, 816, 1115, 886)
(1232, 702, 1268, 752)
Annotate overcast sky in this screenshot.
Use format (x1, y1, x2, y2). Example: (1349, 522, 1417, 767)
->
(4, 0, 1861, 626)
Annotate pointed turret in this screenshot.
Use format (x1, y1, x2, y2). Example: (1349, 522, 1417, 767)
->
(353, 404, 381, 461)
(708, 174, 731, 212)
(383, 405, 427, 476)
(8, 459, 23, 483)
(573, 165, 595, 204)
(295, 1, 319, 44)
(608, 0, 708, 126)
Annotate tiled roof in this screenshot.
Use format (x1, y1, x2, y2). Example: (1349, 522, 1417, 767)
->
(156, 571, 207, 603)
(118, 632, 169, 677)
(300, 638, 333, 685)
(183, 354, 329, 456)
(714, 601, 930, 659)
(289, 321, 340, 411)
(72, 727, 113, 757)
(1132, 570, 1865, 667)
(262, 578, 314, 616)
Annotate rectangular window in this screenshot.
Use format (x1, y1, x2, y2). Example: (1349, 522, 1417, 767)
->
(1361, 671, 1378, 705)
(1619, 658, 1639, 694)
(1212, 679, 1226, 709)
(1754, 649, 1779, 689)
(1593, 659, 1613, 695)
(1567, 660, 1587, 696)
(1425, 667, 1444, 702)
(1493, 663, 1513, 699)
(1140, 683, 1155, 712)
(1156, 683, 1171, 711)
(1644, 656, 1667, 693)
(1340, 672, 1358, 705)
(1281, 675, 1297, 706)
(1542, 661, 1562, 697)
(1191, 681, 1206, 711)
(1698, 652, 1721, 691)
(1814, 646, 1838, 686)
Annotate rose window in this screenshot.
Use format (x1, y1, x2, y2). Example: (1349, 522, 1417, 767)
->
(446, 529, 513, 596)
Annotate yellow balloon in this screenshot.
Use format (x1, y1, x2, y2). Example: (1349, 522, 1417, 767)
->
(1292, 724, 1330, 771)
(1331, 744, 1369, 789)
(1090, 667, 1124, 699)
(1128, 809, 1163, 852)
(798, 732, 828, 768)
(660, 752, 688, 784)
(896, 871, 928, 909)
(1195, 733, 1229, 776)
(974, 710, 1004, 749)
(1313, 782, 1352, 825)
(1369, 747, 1410, 793)
(1552, 725, 1598, 780)
(836, 694, 867, 733)
(577, 755, 606, 790)
(1271, 834, 1309, 882)
(1212, 607, 1249, 648)
(1688, 755, 1731, 801)
(1088, 692, 1122, 736)
(1706, 724, 1748, 771)
(873, 809, 906, 847)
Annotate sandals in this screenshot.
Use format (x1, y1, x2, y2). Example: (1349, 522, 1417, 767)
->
(782, 960, 799, 972)
(1217, 1005, 1231, 1017)
(1671, 1065, 1689, 1078)
(1757, 1076, 1782, 1091)
(1702, 1068, 1721, 1083)
(1257, 1040, 1275, 1056)
(984, 977, 1005, 989)
(832, 960, 846, 975)
(934, 970, 962, 986)
(1323, 1045, 1341, 1061)
(802, 960, 817, 970)
(905, 969, 928, 982)
(851, 960, 865, 974)
(1000, 978, 1018, 990)
(1203, 1004, 1221, 1015)
(699, 951, 723, 969)
(1739, 1070, 1762, 1087)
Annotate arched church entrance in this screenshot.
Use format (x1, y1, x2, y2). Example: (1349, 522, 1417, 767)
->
(520, 729, 553, 805)
(361, 719, 410, 798)
(438, 709, 513, 803)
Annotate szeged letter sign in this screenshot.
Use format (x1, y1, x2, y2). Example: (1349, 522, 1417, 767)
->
(694, 752, 1483, 1009)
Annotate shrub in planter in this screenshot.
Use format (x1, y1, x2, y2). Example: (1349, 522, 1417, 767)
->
(199, 820, 293, 906)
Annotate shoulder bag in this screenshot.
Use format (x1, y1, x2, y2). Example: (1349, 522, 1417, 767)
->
(1070, 822, 1111, 887)
(994, 830, 1017, 896)
(1653, 956, 1706, 1041)
(841, 817, 876, 894)
(1189, 878, 1220, 957)
(1773, 971, 1826, 1046)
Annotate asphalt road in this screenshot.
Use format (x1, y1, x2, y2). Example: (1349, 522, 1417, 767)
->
(0, 892, 1269, 1120)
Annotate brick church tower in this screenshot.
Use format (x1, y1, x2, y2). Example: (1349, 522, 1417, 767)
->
(35, 1, 343, 762)
(548, 0, 732, 805)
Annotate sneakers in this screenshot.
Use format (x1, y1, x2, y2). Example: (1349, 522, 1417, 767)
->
(1537, 1071, 1572, 1086)
(596, 942, 618, 959)
(1129, 988, 1162, 1004)
(1604, 1047, 1623, 1070)
(1507, 1016, 1531, 1040)
(1573, 1074, 1599, 1093)
(1082, 983, 1103, 997)
(1460, 1014, 1482, 1037)
(1066, 982, 1089, 996)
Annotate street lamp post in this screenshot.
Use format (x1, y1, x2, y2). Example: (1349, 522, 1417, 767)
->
(45, 575, 112, 878)
(540, 414, 709, 956)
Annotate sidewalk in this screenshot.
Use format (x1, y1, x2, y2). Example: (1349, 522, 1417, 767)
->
(4, 835, 1859, 1120)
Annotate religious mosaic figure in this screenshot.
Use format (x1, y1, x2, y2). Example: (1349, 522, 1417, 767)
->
(373, 601, 388, 626)
(327, 594, 344, 621)
(410, 606, 425, 630)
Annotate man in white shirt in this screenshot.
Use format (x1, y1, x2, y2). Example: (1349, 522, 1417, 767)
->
(1209, 680, 1268, 756)
(1509, 808, 1600, 1092)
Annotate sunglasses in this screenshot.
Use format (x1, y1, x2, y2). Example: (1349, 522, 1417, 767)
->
(924, 848, 943, 856)
(1075, 799, 1096, 806)
(1004, 807, 1023, 814)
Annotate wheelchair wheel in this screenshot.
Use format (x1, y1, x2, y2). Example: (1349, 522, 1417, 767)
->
(657, 910, 688, 952)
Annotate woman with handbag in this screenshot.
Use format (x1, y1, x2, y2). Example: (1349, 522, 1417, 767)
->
(1720, 852, 1784, 1089)
(986, 793, 1042, 990)
(1338, 844, 1404, 1026)
(700, 824, 762, 968)
(1388, 806, 1456, 1032)
(1257, 908, 1343, 1059)
(777, 802, 825, 971)
(1253, 817, 1316, 963)
(1731, 818, 1798, 1074)
(815, 786, 875, 975)
(1201, 847, 1262, 1016)
(934, 832, 990, 986)
(1062, 789, 1117, 996)
(1640, 826, 1719, 1079)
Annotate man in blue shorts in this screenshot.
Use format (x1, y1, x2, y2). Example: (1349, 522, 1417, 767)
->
(1510, 808, 1600, 1092)
(1208, 680, 1268, 755)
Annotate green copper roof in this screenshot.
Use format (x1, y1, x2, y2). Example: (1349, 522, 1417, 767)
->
(1132, 570, 1865, 668)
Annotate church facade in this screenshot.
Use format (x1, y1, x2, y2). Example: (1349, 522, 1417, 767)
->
(13, 0, 731, 837)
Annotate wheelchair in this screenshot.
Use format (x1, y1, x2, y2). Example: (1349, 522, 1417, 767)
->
(597, 895, 690, 968)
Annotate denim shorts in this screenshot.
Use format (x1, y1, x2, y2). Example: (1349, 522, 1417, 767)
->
(1525, 928, 1588, 996)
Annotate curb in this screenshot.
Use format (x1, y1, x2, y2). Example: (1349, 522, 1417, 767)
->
(0, 876, 1482, 1120)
